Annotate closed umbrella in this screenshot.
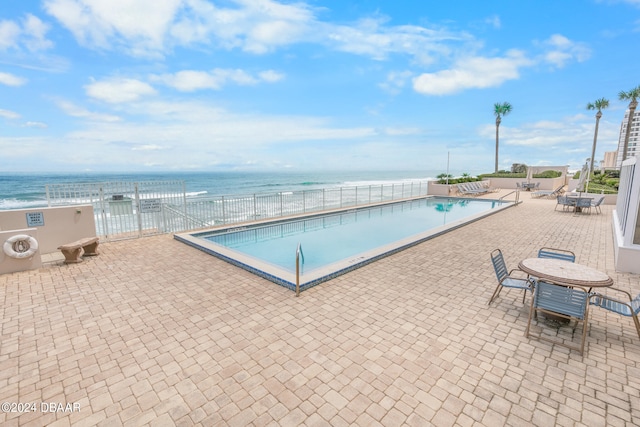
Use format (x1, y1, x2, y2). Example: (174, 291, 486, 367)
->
(576, 162, 589, 195)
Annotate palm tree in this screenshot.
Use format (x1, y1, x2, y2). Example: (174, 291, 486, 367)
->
(493, 102, 512, 173)
(586, 97, 609, 176)
(618, 85, 640, 164)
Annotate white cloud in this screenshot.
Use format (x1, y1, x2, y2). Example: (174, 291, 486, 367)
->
(44, 0, 316, 56)
(0, 109, 22, 120)
(540, 34, 591, 68)
(24, 121, 48, 128)
(22, 14, 54, 51)
(56, 99, 122, 122)
(413, 50, 533, 95)
(44, 0, 183, 56)
(485, 15, 501, 29)
(84, 78, 157, 103)
(258, 70, 285, 83)
(151, 68, 283, 91)
(323, 17, 465, 65)
(0, 72, 27, 86)
(0, 14, 53, 52)
(42, 0, 468, 64)
(0, 20, 21, 50)
(379, 70, 413, 94)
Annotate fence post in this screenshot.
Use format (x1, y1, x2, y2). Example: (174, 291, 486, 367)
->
(253, 194, 257, 220)
(135, 183, 142, 237)
(99, 186, 109, 237)
(182, 181, 188, 231)
(222, 196, 226, 224)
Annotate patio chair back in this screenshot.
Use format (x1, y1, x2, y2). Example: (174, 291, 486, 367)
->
(525, 281, 590, 354)
(555, 195, 569, 211)
(489, 249, 533, 305)
(490, 249, 509, 282)
(538, 247, 576, 263)
(591, 196, 605, 214)
(576, 198, 592, 213)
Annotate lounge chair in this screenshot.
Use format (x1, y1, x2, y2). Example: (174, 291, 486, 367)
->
(589, 288, 640, 339)
(525, 281, 591, 355)
(457, 183, 489, 196)
(489, 249, 535, 305)
(532, 184, 565, 198)
(591, 196, 605, 214)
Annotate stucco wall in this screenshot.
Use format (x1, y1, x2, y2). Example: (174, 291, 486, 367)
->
(0, 205, 96, 254)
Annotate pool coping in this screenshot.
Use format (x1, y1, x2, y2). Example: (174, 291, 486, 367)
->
(174, 196, 517, 292)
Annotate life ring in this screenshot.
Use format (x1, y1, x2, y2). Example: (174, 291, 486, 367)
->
(3, 234, 39, 259)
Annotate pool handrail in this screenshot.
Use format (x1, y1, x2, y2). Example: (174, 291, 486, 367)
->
(296, 243, 305, 297)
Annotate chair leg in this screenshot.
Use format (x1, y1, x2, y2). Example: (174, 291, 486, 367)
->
(632, 314, 640, 340)
(488, 284, 502, 305)
(579, 311, 589, 355)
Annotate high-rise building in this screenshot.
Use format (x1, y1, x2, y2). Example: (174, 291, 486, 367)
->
(602, 151, 618, 170)
(616, 109, 640, 168)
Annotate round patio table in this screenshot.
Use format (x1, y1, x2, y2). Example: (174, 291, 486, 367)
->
(518, 258, 613, 288)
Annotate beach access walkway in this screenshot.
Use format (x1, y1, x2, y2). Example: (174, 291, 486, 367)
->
(1, 191, 638, 426)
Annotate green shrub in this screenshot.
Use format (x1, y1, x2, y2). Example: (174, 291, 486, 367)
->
(479, 172, 526, 178)
(532, 170, 562, 178)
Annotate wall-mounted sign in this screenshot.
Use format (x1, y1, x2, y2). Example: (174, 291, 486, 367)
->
(26, 212, 45, 227)
(139, 198, 162, 213)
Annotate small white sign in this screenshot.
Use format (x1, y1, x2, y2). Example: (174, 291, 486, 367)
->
(26, 212, 45, 226)
(139, 198, 162, 213)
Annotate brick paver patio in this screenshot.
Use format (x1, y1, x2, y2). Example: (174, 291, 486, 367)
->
(1, 193, 639, 426)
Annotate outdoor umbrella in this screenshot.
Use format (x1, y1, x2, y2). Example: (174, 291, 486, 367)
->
(576, 162, 589, 195)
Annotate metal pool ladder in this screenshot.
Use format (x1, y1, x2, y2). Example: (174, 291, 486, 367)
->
(296, 243, 305, 297)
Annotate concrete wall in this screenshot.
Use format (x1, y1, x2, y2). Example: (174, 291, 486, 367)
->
(0, 205, 96, 254)
(487, 176, 565, 191)
(427, 181, 453, 196)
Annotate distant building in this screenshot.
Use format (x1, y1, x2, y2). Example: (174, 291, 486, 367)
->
(602, 151, 618, 170)
(616, 109, 640, 168)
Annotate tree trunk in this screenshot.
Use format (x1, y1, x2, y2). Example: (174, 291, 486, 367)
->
(589, 111, 602, 175)
(495, 117, 501, 173)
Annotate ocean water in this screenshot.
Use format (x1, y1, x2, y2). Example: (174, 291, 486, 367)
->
(0, 170, 455, 211)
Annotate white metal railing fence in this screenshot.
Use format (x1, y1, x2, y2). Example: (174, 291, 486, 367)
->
(46, 180, 429, 240)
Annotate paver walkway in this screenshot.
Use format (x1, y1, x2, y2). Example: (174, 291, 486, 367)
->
(1, 193, 639, 426)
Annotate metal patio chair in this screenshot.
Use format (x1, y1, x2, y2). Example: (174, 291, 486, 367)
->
(590, 196, 605, 214)
(554, 195, 570, 211)
(525, 281, 590, 355)
(538, 247, 576, 263)
(575, 197, 592, 214)
(589, 288, 640, 339)
(489, 249, 535, 305)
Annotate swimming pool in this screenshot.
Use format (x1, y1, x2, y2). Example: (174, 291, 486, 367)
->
(175, 196, 514, 292)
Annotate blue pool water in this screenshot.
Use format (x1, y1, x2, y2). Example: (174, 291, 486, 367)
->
(177, 197, 511, 291)
(202, 197, 499, 271)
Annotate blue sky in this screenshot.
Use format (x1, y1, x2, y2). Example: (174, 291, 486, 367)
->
(1, 0, 639, 174)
